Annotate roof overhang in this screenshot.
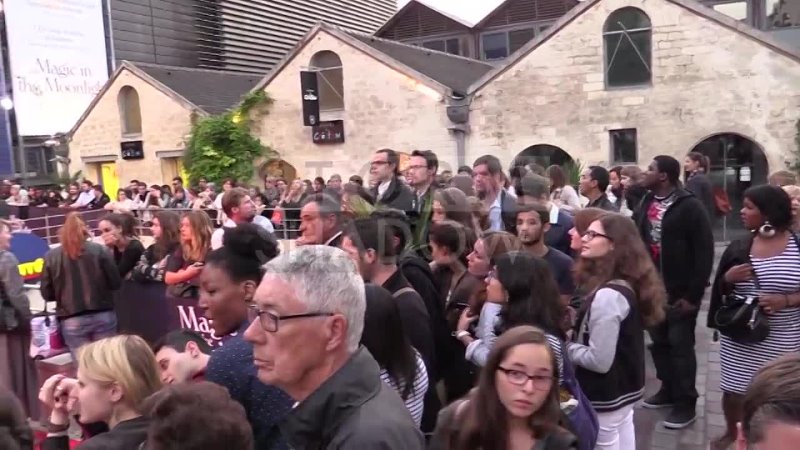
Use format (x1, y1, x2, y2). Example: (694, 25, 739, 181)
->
(68, 61, 207, 139)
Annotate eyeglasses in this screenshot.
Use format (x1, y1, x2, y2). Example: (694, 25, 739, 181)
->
(406, 165, 427, 171)
(370, 161, 389, 167)
(248, 304, 334, 332)
(497, 366, 555, 390)
(582, 230, 613, 242)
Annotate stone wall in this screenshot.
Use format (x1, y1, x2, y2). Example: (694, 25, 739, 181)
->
(69, 69, 194, 184)
(251, 30, 459, 181)
(468, 0, 800, 172)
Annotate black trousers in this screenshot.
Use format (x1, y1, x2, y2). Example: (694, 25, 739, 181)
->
(648, 309, 699, 407)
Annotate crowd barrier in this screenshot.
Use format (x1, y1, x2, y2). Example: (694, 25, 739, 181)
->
(13, 205, 302, 244)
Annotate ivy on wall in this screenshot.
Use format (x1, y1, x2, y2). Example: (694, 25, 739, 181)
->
(183, 90, 274, 186)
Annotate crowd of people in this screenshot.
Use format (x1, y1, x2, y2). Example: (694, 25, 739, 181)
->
(0, 147, 799, 450)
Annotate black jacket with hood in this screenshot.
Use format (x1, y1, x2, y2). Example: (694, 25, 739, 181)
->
(634, 188, 714, 306)
(280, 347, 425, 450)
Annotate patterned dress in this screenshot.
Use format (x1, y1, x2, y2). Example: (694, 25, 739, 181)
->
(720, 238, 800, 394)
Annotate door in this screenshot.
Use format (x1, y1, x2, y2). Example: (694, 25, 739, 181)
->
(101, 163, 119, 199)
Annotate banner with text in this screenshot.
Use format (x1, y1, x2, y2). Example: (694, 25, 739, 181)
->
(4, 0, 109, 136)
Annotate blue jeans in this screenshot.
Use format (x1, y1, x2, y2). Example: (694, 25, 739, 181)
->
(60, 310, 118, 356)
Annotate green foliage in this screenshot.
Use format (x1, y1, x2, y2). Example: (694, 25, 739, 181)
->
(563, 158, 585, 187)
(183, 90, 274, 186)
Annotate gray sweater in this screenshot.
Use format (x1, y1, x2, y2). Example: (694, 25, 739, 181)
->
(568, 287, 630, 374)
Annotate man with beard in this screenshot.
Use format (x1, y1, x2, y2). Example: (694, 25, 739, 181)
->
(211, 187, 274, 249)
(514, 203, 575, 305)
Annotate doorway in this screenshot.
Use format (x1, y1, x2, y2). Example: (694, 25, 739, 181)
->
(690, 133, 768, 241)
(513, 144, 574, 169)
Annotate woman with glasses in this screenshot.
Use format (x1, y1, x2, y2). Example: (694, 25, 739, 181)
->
(98, 213, 144, 279)
(569, 213, 665, 450)
(38, 335, 161, 450)
(431, 325, 577, 450)
(198, 223, 292, 450)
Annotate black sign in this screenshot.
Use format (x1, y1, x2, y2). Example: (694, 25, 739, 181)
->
(312, 121, 345, 144)
(120, 140, 144, 160)
(300, 71, 320, 126)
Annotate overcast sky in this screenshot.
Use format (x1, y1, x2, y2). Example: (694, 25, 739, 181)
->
(396, 0, 504, 26)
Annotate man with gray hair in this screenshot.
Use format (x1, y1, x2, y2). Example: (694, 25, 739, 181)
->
(243, 246, 425, 449)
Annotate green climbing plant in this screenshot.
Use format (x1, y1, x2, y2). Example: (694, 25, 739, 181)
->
(183, 90, 275, 186)
(563, 158, 585, 188)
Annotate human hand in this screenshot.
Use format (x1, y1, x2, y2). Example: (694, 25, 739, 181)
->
(724, 264, 753, 284)
(457, 308, 478, 332)
(39, 375, 78, 423)
(759, 293, 790, 314)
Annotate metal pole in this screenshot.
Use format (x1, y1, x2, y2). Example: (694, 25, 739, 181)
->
(17, 132, 25, 183)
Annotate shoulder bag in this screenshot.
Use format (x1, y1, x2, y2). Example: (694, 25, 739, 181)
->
(714, 242, 770, 344)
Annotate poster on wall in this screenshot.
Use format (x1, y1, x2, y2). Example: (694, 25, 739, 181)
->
(3, 0, 109, 136)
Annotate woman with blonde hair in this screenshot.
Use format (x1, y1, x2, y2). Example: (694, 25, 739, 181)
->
(165, 211, 212, 299)
(782, 184, 800, 233)
(40, 213, 122, 356)
(38, 335, 161, 450)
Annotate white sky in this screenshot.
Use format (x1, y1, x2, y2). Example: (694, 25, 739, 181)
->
(396, 0, 505, 26)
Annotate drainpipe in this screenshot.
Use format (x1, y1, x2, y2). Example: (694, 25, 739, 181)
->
(446, 95, 470, 169)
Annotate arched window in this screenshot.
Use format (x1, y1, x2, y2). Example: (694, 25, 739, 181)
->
(118, 86, 142, 135)
(309, 51, 344, 111)
(603, 8, 652, 88)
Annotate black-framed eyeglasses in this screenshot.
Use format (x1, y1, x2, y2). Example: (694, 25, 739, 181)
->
(582, 230, 613, 242)
(497, 366, 555, 390)
(248, 304, 334, 332)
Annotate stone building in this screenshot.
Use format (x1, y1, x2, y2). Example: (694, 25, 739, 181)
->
(465, 0, 800, 236)
(68, 62, 259, 191)
(250, 0, 800, 238)
(250, 23, 493, 181)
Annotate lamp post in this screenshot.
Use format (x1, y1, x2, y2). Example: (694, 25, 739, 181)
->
(0, 96, 25, 184)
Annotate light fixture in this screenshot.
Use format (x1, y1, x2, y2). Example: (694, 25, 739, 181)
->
(0, 96, 12, 111)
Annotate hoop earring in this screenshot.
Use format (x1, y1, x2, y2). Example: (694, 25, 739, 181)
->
(758, 221, 776, 238)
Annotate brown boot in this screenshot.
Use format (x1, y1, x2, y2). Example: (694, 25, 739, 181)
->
(710, 392, 745, 450)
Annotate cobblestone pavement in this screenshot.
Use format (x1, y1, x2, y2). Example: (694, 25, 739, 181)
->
(635, 248, 725, 450)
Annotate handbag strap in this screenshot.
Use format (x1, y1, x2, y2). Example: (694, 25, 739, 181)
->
(745, 240, 762, 291)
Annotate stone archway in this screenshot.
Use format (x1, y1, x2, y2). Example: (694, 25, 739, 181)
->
(690, 133, 768, 240)
(512, 144, 574, 170)
(259, 159, 297, 182)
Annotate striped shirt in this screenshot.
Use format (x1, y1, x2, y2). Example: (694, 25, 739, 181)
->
(379, 351, 429, 426)
(720, 237, 800, 394)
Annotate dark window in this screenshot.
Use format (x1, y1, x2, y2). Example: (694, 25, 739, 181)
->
(445, 38, 460, 55)
(422, 40, 445, 52)
(603, 8, 652, 88)
(482, 32, 508, 60)
(767, 0, 800, 28)
(610, 129, 638, 163)
(508, 28, 536, 53)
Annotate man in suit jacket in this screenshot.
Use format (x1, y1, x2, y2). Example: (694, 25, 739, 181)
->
(296, 193, 343, 247)
(406, 150, 438, 254)
(369, 149, 415, 213)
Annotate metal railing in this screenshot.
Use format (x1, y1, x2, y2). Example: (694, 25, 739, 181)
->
(15, 205, 302, 244)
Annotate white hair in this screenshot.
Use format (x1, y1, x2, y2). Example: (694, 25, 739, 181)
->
(263, 245, 365, 353)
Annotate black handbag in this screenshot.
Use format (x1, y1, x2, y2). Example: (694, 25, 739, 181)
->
(714, 249, 769, 344)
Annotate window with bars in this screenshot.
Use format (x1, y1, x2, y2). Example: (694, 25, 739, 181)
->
(603, 8, 652, 88)
(309, 51, 344, 112)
